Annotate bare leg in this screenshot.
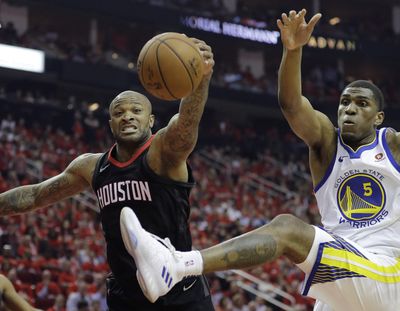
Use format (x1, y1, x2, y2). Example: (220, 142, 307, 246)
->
(202, 214, 315, 273)
(120, 209, 315, 303)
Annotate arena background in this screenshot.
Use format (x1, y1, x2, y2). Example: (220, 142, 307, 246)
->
(0, 0, 399, 310)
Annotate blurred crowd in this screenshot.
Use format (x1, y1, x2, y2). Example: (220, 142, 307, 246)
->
(0, 103, 318, 310)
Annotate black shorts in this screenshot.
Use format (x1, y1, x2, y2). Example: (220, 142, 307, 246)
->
(106, 274, 214, 311)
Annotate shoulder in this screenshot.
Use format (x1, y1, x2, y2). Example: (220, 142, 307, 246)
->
(384, 127, 400, 142)
(383, 128, 400, 164)
(66, 153, 103, 183)
(68, 153, 102, 170)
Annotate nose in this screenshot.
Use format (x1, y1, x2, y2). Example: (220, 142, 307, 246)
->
(122, 111, 135, 121)
(344, 102, 357, 114)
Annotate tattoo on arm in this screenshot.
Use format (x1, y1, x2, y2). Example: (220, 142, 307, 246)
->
(0, 153, 95, 216)
(167, 77, 210, 153)
(0, 176, 68, 216)
(0, 185, 40, 215)
(39, 175, 71, 204)
(0, 174, 81, 216)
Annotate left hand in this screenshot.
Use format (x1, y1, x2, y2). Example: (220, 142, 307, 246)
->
(277, 9, 321, 50)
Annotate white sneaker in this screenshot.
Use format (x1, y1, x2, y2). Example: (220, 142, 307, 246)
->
(120, 207, 183, 303)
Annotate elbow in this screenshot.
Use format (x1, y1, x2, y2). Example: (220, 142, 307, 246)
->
(278, 94, 293, 111)
(278, 87, 290, 108)
(278, 91, 302, 112)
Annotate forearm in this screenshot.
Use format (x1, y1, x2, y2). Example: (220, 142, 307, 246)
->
(179, 75, 211, 126)
(173, 75, 211, 151)
(278, 47, 303, 110)
(0, 156, 93, 217)
(0, 185, 43, 216)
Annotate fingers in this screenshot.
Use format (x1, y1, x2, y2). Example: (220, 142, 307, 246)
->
(191, 38, 205, 46)
(278, 9, 305, 27)
(276, 19, 284, 30)
(192, 38, 213, 60)
(297, 8, 307, 20)
(190, 38, 214, 75)
(191, 38, 210, 53)
(277, 9, 321, 28)
(281, 13, 290, 25)
(307, 13, 322, 30)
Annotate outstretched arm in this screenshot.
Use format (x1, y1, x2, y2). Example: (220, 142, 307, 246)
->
(165, 71, 212, 158)
(0, 153, 98, 216)
(162, 38, 214, 159)
(147, 38, 214, 180)
(277, 9, 333, 148)
(0, 275, 42, 311)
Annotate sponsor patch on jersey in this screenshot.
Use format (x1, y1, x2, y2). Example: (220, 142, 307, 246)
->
(337, 173, 386, 221)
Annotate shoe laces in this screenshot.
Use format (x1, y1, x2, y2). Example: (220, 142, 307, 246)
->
(150, 234, 182, 260)
(151, 234, 175, 252)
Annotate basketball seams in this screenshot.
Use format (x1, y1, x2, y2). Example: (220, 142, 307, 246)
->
(155, 37, 202, 93)
(138, 39, 158, 90)
(155, 42, 178, 100)
(137, 33, 203, 100)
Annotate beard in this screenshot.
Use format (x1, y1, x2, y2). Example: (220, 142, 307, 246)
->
(114, 128, 151, 147)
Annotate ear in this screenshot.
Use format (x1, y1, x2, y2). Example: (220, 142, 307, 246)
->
(109, 119, 114, 134)
(149, 114, 155, 128)
(374, 111, 384, 127)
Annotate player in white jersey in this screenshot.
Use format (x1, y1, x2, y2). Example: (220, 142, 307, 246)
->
(118, 9, 400, 310)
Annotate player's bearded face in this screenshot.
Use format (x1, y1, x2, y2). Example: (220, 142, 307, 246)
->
(109, 101, 154, 144)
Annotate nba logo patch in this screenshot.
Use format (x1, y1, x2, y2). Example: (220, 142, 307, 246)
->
(374, 153, 384, 161)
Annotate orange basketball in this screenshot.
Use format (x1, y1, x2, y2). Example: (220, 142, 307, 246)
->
(137, 32, 204, 101)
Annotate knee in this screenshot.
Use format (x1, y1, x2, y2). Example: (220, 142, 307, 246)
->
(268, 214, 314, 261)
(269, 214, 309, 238)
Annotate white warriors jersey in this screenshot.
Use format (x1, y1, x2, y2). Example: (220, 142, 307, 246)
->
(314, 127, 400, 258)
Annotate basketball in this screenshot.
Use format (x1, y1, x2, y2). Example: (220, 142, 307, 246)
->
(137, 32, 204, 101)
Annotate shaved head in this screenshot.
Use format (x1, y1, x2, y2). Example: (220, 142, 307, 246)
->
(109, 91, 152, 115)
(108, 90, 155, 146)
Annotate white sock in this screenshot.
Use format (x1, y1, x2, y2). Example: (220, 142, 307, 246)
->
(176, 250, 203, 280)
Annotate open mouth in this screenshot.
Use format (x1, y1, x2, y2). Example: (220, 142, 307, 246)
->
(121, 125, 138, 133)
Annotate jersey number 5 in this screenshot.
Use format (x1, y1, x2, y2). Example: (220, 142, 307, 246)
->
(363, 182, 372, 196)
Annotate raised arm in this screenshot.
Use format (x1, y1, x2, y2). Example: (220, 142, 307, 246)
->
(147, 38, 214, 180)
(0, 153, 99, 216)
(277, 9, 333, 148)
(163, 38, 214, 158)
(0, 275, 42, 311)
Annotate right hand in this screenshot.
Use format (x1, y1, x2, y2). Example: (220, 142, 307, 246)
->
(277, 9, 322, 50)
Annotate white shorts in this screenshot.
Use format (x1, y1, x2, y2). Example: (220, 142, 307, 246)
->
(296, 226, 400, 311)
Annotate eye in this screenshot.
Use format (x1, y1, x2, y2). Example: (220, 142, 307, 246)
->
(114, 111, 123, 117)
(134, 108, 142, 113)
(341, 99, 349, 105)
(360, 101, 368, 107)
